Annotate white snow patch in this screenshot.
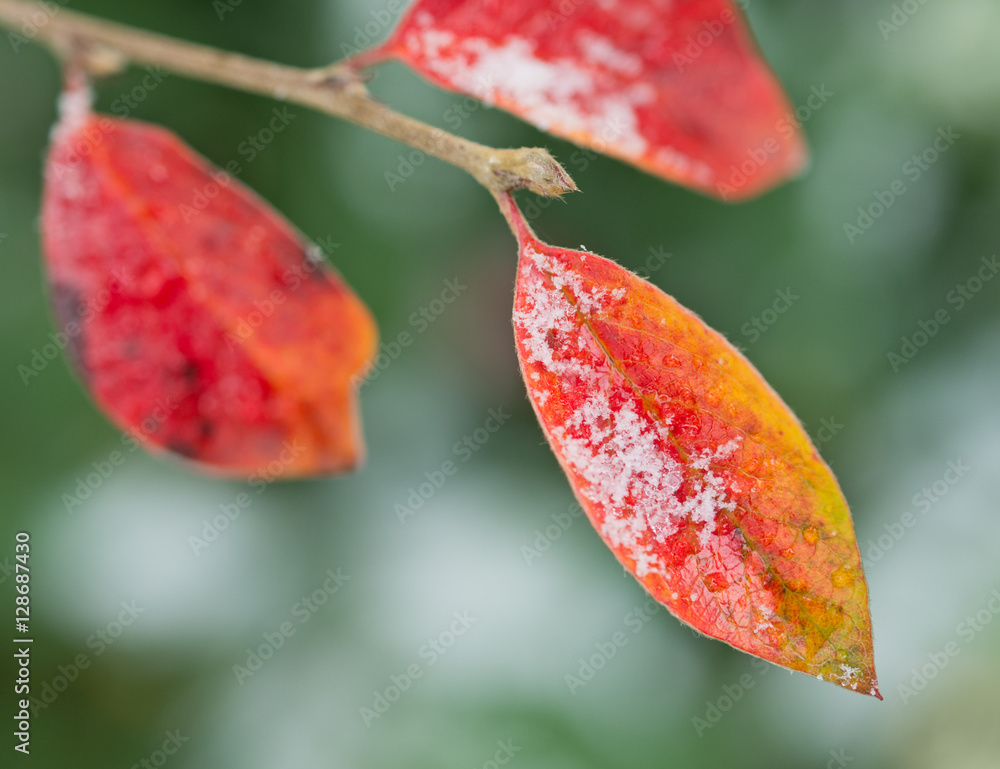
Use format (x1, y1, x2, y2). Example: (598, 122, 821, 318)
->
(407, 27, 455, 62)
(513, 246, 581, 374)
(514, 247, 740, 578)
(53, 82, 94, 143)
(402, 30, 653, 156)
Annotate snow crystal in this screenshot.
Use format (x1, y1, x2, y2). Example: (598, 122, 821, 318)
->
(514, 247, 741, 578)
(53, 82, 94, 143)
(833, 663, 862, 691)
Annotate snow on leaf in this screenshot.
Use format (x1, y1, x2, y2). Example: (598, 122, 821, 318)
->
(41, 88, 377, 477)
(373, 0, 807, 199)
(501, 193, 879, 696)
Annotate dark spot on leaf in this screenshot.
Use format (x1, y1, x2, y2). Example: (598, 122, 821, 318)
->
(50, 282, 83, 327)
(166, 439, 198, 459)
(48, 282, 89, 380)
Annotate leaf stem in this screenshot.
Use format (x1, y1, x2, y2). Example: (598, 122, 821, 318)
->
(491, 190, 537, 246)
(0, 0, 577, 197)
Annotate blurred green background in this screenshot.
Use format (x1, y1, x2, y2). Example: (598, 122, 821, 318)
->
(2, 1, 1000, 767)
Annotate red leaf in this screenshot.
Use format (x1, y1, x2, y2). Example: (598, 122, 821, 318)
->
(501, 194, 878, 696)
(372, 0, 807, 199)
(41, 87, 377, 477)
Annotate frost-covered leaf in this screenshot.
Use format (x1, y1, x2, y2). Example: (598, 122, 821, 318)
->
(41, 86, 377, 477)
(501, 194, 878, 695)
(373, 0, 807, 199)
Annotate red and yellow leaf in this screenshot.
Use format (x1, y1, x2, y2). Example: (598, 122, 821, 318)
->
(41, 87, 377, 477)
(372, 0, 807, 199)
(501, 194, 878, 696)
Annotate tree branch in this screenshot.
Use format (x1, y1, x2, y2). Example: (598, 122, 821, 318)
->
(0, 0, 577, 197)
